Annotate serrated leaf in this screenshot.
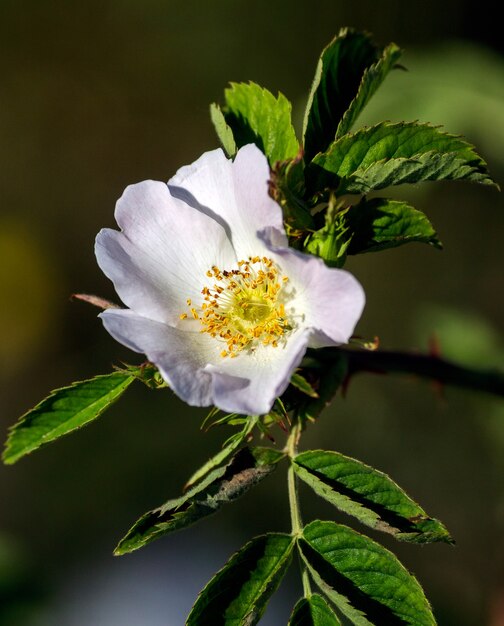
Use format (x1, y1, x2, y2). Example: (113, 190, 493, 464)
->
(309, 122, 496, 194)
(223, 81, 299, 165)
(2, 372, 135, 465)
(289, 594, 342, 625)
(345, 198, 442, 254)
(114, 447, 280, 555)
(303, 29, 383, 162)
(210, 103, 237, 157)
(300, 520, 436, 626)
(119, 363, 168, 389)
(294, 450, 452, 544)
(187, 533, 294, 625)
(306, 197, 442, 265)
(336, 43, 402, 139)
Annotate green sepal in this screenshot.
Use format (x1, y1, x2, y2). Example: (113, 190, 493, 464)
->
(303, 28, 385, 162)
(308, 121, 496, 195)
(288, 594, 342, 625)
(210, 102, 237, 157)
(187, 533, 295, 625)
(118, 362, 168, 389)
(300, 520, 437, 626)
(222, 81, 299, 165)
(294, 450, 452, 544)
(2, 372, 135, 465)
(114, 446, 282, 555)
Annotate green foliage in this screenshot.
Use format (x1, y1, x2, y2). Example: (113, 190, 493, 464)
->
(289, 594, 342, 625)
(220, 81, 299, 165)
(300, 521, 436, 626)
(303, 28, 394, 162)
(306, 198, 441, 265)
(290, 372, 319, 398)
(336, 42, 403, 139)
(308, 121, 495, 194)
(114, 447, 284, 555)
(187, 533, 294, 625)
(2, 372, 134, 465)
(210, 103, 237, 157)
(184, 416, 258, 491)
(294, 450, 452, 543)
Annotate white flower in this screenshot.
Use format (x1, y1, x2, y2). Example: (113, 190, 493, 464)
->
(95, 144, 365, 415)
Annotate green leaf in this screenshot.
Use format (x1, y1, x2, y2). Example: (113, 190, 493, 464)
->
(184, 416, 258, 491)
(223, 81, 299, 165)
(210, 103, 237, 157)
(300, 520, 436, 626)
(306, 197, 442, 265)
(345, 198, 442, 254)
(187, 533, 294, 625)
(114, 447, 281, 555)
(2, 372, 135, 465)
(309, 122, 496, 194)
(290, 372, 319, 398)
(336, 42, 403, 139)
(294, 450, 452, 544)
(289, 594, 342, 625)
(303, 29, 384, 162)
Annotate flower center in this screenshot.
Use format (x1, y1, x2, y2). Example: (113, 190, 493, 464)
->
(180, 256, 292, 358)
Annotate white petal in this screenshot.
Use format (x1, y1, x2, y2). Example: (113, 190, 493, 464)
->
(266, 244, 365, 347)
(205, 329, 311, 415)
(95, 180, 235, 324)
(168, 144, 287, 260)
(100, 309, 218, 406)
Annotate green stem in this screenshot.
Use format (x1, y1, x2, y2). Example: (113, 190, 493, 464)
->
(286, 421, 312, 598)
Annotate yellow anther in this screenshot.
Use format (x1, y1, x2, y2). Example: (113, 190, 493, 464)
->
(179, 313, 188, 320)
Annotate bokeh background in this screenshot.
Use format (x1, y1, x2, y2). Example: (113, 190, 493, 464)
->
(1, 1, 503, 624)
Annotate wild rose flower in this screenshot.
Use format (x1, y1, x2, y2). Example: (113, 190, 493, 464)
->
(95, 144, 365, 415)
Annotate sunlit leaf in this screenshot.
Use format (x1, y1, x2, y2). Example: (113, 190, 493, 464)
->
(300, 520, 436, 626)
(210, 103, 237, 157)
(294, 450, 452, 543)
(2, 372, 134, 465)
(187, 533, 294, 625)
(308, 122, 496, 194)
(288, 594, 342, 625)
(223, 81, 299, 165)
(336, 42, 403, 139)
(114, 447, 281, 555)
(303, 29, 382, 162)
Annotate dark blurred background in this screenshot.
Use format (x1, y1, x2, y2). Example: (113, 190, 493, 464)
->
(1, 1, 503, 624)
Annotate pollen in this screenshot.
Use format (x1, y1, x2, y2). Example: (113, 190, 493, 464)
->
(180, 256, 293, 357)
